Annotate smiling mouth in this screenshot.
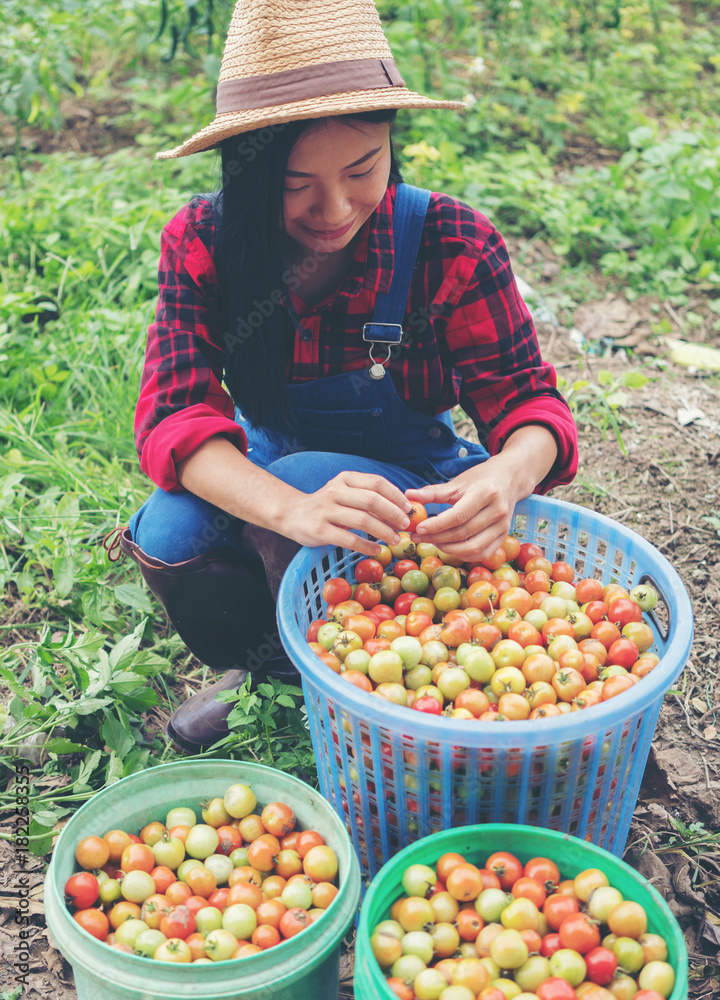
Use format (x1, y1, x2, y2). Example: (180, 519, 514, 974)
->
(301, 218, 357, 239)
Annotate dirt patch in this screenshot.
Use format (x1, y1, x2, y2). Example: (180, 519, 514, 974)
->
(0, 96, 139, 161)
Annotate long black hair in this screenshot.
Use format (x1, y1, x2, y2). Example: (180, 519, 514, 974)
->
(213, 110, 403, 432)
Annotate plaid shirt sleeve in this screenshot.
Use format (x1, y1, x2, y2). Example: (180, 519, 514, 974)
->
(427, 198, 578, 492)
(134, 198, 246, 491)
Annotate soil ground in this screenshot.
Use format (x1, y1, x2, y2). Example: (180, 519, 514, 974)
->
(1, 112, 719, 1000)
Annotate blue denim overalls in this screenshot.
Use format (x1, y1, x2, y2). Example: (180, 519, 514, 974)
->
(131, 184, 489, 562)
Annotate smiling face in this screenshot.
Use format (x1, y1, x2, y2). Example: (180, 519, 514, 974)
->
(281, 118, 392, 255)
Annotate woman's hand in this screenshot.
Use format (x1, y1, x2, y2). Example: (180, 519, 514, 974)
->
(405, 425, 558, 562)
(281, 470, 414, 556)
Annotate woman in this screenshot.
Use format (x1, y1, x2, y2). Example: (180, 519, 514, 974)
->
(115, 0, 578, 750)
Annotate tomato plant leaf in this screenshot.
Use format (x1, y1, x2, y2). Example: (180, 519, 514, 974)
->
(52, 554, 75, 597)
(42, 737, 89, 754)
(101, 715, 134, 758)
(108, 628, 144, 671)
(28, 818, 54, 857)
(113, 583, 154, 614)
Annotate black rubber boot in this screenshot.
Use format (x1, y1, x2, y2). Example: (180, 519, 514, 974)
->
(115, 528, 300, 749)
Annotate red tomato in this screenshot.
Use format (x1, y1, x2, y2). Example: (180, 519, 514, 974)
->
(607, 597, 643, 628)
(353, 582, 381, 610)
(551, 561, 574, 583)
(394, 558, 420, 580)
(322, 577, 352, 604)
(584, 945, 618, 985)
(306, 618, 326, 643)
(540, 931, 562, 957)
(354, 559, 384, 584)
(65, 872, 99, 910)
(584, 600, 609, 623)
(73, 908, 109, 940)
(393, 592, 416, 616)
(558, 911, 601, 953)
(484, 851, 523, 890)
(159, 904, 196, 940)
(149, 866, 176, 894)
(606, 637, 639, 668)
(467, 565, 493, 585)
(544, 893, 580, 930)
(414, 696, 443, 715)
(516, 542, 544, 570)
(590, 619, 622, 649)
(575, 578, 604, 604)
(535, 977, 578, 1000)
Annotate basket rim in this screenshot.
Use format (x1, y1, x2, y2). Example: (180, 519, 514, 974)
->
(277, 494, 694, 746)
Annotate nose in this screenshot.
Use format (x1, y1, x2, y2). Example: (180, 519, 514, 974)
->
(309, 184, 352, 226)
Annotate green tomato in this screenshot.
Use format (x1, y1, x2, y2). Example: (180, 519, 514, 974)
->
(548, 948, 587, 986)
(391, 635, 424, 669)
(368, 650, 404, 685)
(120, 870, 156, 904)
(401, 569, 430, 595)
(195, 905, 224, 936)
(221, 903, 257, 941)
(344, 649, 370, 674)
(401, 930, 435, 965)
(317, 621, 343, 650)
(184, 824, 220, 860)
(374, 683, 408, 706)
(402, 864, 436, 898)
(165, 806, 196, 828)
(370, 931, 403, 968)
(413, 967, 448, 1000)
(390, 954, 426, 981)
(204, 853, 234, 885)
(114, 919, 149, 948)
(419, 640, 449, 667)
(437, 666, 471, 701)
(514, 955, 551, 992)
(151, 835, 186, 870)
(404, 664, 434, 690)
(433, 586, 461, 612)
(133, 928, 167, 958)
(612, 936, 646, 974)
(490, 929, 529, 970)
(177, 858, 204, 881)
(204, 928, 239, 961)
(463, 647, 495, 683)
(638, 960, 675, 997)
(630, 584, 658, 611)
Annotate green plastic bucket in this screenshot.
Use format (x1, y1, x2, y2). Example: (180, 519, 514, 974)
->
(45, 760, 361, 1000)
(354, 823, 688, 1000)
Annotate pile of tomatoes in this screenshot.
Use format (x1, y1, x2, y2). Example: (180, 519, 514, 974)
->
(64, 782, 340, 962)
(305, 519, 661, 721)
(370, 848, 676, 1000)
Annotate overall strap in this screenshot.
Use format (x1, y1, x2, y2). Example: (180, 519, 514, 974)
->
(364, 182, 431, 339)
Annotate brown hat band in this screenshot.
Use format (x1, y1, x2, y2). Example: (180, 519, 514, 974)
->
(216, 57, 405, 114)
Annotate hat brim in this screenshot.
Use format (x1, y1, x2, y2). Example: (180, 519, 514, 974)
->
(155, 88, 466, 159)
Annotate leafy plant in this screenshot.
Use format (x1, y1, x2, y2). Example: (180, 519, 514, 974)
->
(0, 620, 173, 854)
(215, 676, 318, 786)
(559, 369, 650, 453)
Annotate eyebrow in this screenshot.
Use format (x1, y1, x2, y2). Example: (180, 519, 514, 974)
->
(285, 146, 383, 178)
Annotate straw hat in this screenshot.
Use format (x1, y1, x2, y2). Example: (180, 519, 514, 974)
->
(156, 0, 465, 159)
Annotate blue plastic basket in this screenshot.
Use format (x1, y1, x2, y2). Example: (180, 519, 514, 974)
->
(277, 495, 693, 877)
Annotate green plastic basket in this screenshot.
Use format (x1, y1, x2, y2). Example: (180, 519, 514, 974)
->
(45, 760, 361, 1000)
(354, 823, 688, 1000)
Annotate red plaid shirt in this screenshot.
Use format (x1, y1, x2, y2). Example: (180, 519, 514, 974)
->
(136, 183, 577, 492)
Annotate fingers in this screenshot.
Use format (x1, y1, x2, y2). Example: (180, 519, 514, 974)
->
(404, 483, 457, 506)
(341, 472, 413, 516)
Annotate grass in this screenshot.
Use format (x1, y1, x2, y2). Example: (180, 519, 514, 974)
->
(0, 0, 718, 858)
